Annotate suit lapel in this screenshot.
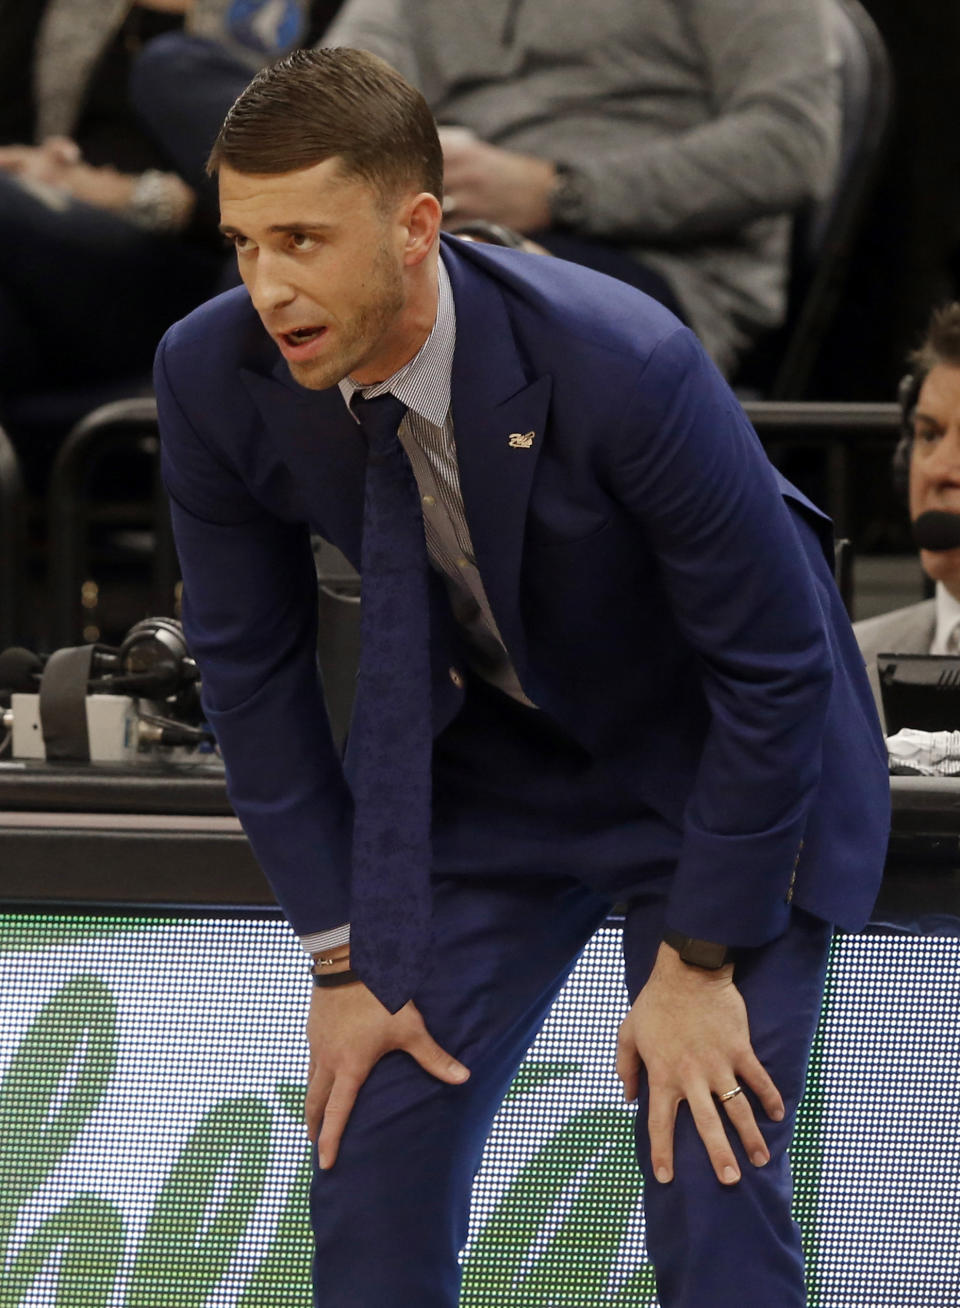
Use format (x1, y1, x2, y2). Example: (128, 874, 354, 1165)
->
(906, 606, 936, 653)
(873, 601, 937, 656)
(235, 244, 552, 676)
(444, 244, 552, 673)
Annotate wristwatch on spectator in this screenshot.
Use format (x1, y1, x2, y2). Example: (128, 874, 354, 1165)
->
(662, 929, 733, 970)
(128, 169, 191, 234)
(549, 163, 588, 231)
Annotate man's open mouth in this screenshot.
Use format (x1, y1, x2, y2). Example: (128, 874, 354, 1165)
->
(282, 326, 325, 346)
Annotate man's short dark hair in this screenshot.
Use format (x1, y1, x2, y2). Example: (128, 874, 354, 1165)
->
(910, 303, 960, 383)
(893, 304, 960, 496)
(207, 47, 443, 205)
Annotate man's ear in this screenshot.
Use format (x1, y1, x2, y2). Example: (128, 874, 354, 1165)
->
(402, 192, 443, 267)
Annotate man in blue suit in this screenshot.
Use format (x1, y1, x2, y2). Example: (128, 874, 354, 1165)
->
(156, 47, 890, 1308)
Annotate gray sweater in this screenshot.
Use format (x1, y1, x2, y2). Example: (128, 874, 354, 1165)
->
(325, 0, 840, 374)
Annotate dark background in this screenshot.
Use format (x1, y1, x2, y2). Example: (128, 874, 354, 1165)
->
(814, 0, 960, 400)
(1, 0, 956, 402)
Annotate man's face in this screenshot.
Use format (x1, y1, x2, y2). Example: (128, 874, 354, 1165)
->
(909, 362, 960, 594)
(219, 158, 413, 389)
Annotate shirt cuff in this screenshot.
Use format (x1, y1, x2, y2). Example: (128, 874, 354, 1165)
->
(301, 923, 351, 955)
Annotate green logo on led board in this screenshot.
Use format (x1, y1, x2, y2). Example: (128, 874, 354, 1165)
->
(0, 975, 661, 1306)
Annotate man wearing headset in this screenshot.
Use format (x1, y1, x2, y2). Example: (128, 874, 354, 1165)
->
(855, 304, 960, 724)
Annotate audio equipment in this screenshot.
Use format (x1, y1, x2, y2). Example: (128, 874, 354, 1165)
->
(0, 619, 209, 763)
(891, 368, 922, 502)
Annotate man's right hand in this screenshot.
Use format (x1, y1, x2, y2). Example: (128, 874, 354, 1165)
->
(306, 982, 470, 1169)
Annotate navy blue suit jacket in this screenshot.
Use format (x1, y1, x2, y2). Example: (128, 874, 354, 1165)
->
(156, 236, 890, 949)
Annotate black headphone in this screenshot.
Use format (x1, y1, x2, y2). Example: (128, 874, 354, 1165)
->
(117, 616, 196, 688)
(892, 366, 925, 502)
(94, 617, 202, 719)
(0, 619, 196, 702)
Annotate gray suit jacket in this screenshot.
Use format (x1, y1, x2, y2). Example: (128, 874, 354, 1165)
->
(853, 600, 936, 730)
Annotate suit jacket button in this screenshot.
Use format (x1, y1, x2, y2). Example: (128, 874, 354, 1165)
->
(449, 666, 464, 689)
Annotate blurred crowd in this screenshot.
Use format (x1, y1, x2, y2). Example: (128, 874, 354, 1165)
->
(2, 0, 959, 644)
(0, 0, 842, 439)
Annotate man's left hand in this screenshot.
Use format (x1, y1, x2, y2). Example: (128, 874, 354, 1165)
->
(439, 127, 556, 233)
(616, 942, 785, 1186)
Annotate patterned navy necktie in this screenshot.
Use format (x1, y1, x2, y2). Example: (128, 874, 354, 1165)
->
(349, 392, 434, 1013)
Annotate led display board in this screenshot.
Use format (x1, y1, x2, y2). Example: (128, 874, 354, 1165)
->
(0, 915, 958, 1306)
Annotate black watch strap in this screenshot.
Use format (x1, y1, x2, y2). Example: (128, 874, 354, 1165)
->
(549, 164, 588, 231)
(662, 929, 732, 970)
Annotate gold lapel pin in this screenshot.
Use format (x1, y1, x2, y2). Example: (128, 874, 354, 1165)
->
(508, 431, 536, 449)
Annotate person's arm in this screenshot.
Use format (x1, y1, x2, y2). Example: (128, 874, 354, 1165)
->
(609, 327, 833, 943)
(438, 127, 557, 234)
(0, 138, 196, 231)
(605, 326, 834, 1183)
(428, 0, 839, 244)
(156, 323, 470, 1161)
(565, 0, 840, 243)
(321, 0, 420, 85)
(156, 330, 355, 936)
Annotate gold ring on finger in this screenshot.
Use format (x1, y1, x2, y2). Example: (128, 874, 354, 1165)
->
(718, 1084, 743, 1103)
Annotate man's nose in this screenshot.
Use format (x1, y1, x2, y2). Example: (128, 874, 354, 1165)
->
(248, 251, 295, 315)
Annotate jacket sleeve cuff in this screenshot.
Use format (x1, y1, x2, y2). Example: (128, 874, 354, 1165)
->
(664, 818, 807, 947)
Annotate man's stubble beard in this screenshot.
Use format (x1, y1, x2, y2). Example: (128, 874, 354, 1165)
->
(287, 241, 406, 391)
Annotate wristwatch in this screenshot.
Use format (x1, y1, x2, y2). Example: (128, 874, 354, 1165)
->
(549, 164, 589, 231)
(662, 929, 733, 970)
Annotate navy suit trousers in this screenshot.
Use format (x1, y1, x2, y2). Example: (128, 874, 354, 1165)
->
(310, 678, 832, 1306)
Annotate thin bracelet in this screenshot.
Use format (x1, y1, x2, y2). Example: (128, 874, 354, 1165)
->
(312, 968, 361, 988)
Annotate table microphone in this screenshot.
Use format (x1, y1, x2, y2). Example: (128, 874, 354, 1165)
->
(0, 645, 124, 693)
(912, 511, 960, 552)
(0, 647, 44, 694)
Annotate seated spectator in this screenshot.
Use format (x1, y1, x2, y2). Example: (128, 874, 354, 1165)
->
(0, 0, 307, 422)
(132, 0, 840, 376)
(855, 304, 960, 723)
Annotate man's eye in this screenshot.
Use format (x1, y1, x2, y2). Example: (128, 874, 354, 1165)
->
(915, 424, 942, 444)
(231, 234, 255, 253)
(290, 233, 318, 251)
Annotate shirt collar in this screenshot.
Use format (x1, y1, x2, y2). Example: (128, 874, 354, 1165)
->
(338, 254, 455, 426)
(931, 581, 960, 653)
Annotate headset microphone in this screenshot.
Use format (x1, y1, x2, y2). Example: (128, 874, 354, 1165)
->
(911, 510, 960, 552)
